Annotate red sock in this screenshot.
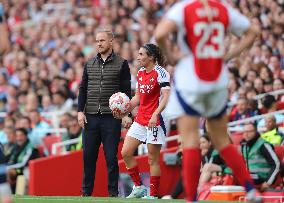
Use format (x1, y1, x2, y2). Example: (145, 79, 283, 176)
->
(219, 144, 254, 192)
(127, 166, 141, 186)
(150, 176, 160, 197)
(182, 148, 201, 201)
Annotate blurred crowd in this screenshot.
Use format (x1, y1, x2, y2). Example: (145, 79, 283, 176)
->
(0, 0, 283, 155)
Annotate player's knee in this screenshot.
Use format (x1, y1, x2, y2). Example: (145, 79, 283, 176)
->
(121, 148, 133, 161)
(147, 155, 159, 167)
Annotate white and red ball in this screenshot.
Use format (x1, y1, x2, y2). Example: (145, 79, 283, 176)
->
(109, 92, 130, 114)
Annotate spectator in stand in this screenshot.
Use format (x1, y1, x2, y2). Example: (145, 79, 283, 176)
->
(28, 109, 50, 145)
(241, 123, 280, 191)
(2, 126, 16, 162)
(248, 99, 261, 116)
(246, 70, 258, 84)
(229, 97, 257, 122)
(254, 78, 264, 94)
(258, 95, 284, 129)
(273, 78, 284, 101)
(16, 116, 31, 133)
(63, 116, 82, 152)
(0, 117, 15, 145)
(269, 56, 281, 78)
(246, 89, 257, 100)
(261, 116, 284, 145)
(24, 92, 40, 113)
(59, 113, 72, 129)
(198, 134, 232, 192)
(263, 79, 273, 93)
(259, 66, 273, 82)
(52, 90, 73, 115)
(41, 94, 55, 112)
(6, 128, 39, 193)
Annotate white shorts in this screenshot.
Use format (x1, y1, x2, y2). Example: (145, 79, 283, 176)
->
(126, 122, 167, 145)
(165, 83, 228, 119)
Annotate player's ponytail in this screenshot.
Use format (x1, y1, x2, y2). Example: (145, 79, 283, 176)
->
(142, 43, 166, 67)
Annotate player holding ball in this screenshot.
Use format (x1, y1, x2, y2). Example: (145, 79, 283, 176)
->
(113, 43, 170, 199)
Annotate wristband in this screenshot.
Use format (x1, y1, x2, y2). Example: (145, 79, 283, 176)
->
(128, 112, 132, 118)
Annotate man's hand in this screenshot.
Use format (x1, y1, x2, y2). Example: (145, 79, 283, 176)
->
(148, 112, 158, 128)
(78, 112, 87, 128)
(122, 116, 132, 129)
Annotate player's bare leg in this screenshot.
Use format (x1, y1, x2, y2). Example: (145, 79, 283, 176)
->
(121, 136, 141, 169)
(146, 144, 162, 198)
(122, 136, 146, 198)
(177, 116, 201, 202)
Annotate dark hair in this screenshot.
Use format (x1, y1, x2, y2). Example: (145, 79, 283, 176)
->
(142, 43, 166, 66)
(15, 128, 28, 136)
(262, 94, 276, 109)
(244, 122, 257, 130)
(201, 134, 211, 143)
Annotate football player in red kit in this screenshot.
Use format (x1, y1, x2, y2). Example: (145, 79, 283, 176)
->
(154, 0, 259, 202)
(120, 44, 170, 199)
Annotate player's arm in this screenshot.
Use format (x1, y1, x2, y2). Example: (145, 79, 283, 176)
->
(129, 89, 140, 113)
(148, 87, 170, 128)
(154, 19, 177, 65)
(224, 25, 258, 62)
(154, 87, 170, 116)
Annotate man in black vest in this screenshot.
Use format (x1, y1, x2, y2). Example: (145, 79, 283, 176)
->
(78, 29, 132, 197)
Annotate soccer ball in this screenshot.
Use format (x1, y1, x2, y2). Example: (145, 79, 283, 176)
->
(109, 92, 130, 114)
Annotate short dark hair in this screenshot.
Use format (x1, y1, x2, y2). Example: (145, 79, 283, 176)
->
(262, 94, 276, 109)
(15, 128, 28, 136)
(244, 122, 257, 130)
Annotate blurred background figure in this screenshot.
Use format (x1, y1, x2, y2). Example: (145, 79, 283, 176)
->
(0, 146, 12, 203)
(6, 128, 39, 194)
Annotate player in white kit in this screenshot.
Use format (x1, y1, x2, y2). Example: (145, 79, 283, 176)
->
(154, 0, 260, 202)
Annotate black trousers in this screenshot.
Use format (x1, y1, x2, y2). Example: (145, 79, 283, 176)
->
(82, 114, 121, 196)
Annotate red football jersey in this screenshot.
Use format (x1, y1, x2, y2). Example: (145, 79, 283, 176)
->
(134, 65, 170, 126)
(166, 0, 250, 92)
(184, 0, 229, 81)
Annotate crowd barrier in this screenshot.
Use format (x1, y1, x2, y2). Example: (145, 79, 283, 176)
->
(29, 145, 180, 197)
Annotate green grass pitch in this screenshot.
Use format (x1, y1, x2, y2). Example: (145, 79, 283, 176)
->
(12, 196, 250, 203)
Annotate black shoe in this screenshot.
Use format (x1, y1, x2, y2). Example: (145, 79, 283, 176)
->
(81, 193, 91, 197)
